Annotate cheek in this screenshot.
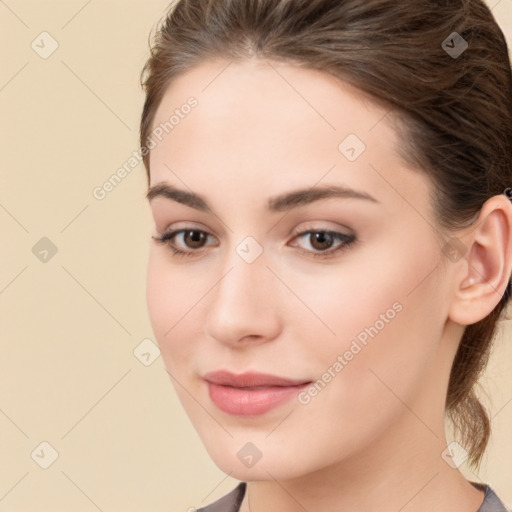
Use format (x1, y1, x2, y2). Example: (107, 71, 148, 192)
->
(146, 250, 173, 337)
(286, 240, 416, 344)
(297, 233, 443, 387)
(145, 250, 201, 366)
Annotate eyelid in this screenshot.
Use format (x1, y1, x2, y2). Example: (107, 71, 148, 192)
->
(289, 221, 354, 238)
(158, 220, 211, 234)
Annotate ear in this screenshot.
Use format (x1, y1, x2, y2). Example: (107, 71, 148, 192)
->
(448, 193, 512, 326)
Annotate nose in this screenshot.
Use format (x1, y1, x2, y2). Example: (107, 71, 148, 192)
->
(204, 248, 282, 347)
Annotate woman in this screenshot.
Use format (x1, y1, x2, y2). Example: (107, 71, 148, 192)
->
(140, 0, 512, 510)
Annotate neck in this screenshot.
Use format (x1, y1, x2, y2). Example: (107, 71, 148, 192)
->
(241, 411, 484, 512)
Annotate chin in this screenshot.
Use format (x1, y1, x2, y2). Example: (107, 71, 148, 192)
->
(212, 454, 300, 482)
(200, 434, 321, 483)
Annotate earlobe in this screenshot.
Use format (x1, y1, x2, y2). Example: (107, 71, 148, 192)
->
(448, 193, 512, 326)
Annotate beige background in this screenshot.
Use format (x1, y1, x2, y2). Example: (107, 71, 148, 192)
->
(0, 1, 511, 510)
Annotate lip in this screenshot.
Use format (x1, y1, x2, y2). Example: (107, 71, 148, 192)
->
(203, 370, 312, 416)
(203, 370, 311, 387)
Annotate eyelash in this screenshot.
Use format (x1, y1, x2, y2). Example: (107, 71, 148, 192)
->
(152, 227, 356, 260)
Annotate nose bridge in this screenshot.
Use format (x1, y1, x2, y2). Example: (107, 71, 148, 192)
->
(215, 242, 270, 313)
(204, 237, 281, 344)
(216, 231, 270, 297)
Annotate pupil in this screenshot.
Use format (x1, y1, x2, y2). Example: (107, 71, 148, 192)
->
(186, 230, 205, 248)
(312, 232, 332, 250)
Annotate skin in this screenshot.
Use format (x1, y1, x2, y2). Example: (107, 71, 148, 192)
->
(145, 57, 512, 512)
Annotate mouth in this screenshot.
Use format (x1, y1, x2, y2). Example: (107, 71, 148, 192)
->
(203, 370, 312, 416)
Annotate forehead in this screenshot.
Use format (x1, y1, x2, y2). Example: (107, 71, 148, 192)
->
(148, 58, 429, 215)
(151, 58, 389, 141)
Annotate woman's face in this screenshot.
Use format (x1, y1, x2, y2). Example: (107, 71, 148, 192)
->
(146, 58, 458, 481)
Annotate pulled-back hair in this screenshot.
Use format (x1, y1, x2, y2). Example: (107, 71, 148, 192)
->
(139, 0, 512, 467)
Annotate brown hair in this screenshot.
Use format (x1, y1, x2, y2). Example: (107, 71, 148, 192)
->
(139, 0, 512, 467)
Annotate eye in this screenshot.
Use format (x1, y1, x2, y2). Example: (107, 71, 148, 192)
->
(152, 229, 216, 257)
(152, 227, 356, 260)
(290, 229, 356, 259)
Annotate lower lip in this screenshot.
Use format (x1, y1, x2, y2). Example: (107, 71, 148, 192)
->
(206, 381, 310, 416)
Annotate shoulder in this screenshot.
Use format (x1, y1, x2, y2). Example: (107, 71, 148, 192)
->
(196, 482, 247, 512)
(472, 482, 510, 512)
(193, 481, 509, 512)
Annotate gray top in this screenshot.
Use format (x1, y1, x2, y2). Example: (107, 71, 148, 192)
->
(197, 481, 509, 512)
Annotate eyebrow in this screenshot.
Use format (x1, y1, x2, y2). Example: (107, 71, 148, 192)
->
(146, 182, 379, 212)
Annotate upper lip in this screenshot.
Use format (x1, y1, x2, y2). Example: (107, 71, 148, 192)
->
(203, 370, 312, 388)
